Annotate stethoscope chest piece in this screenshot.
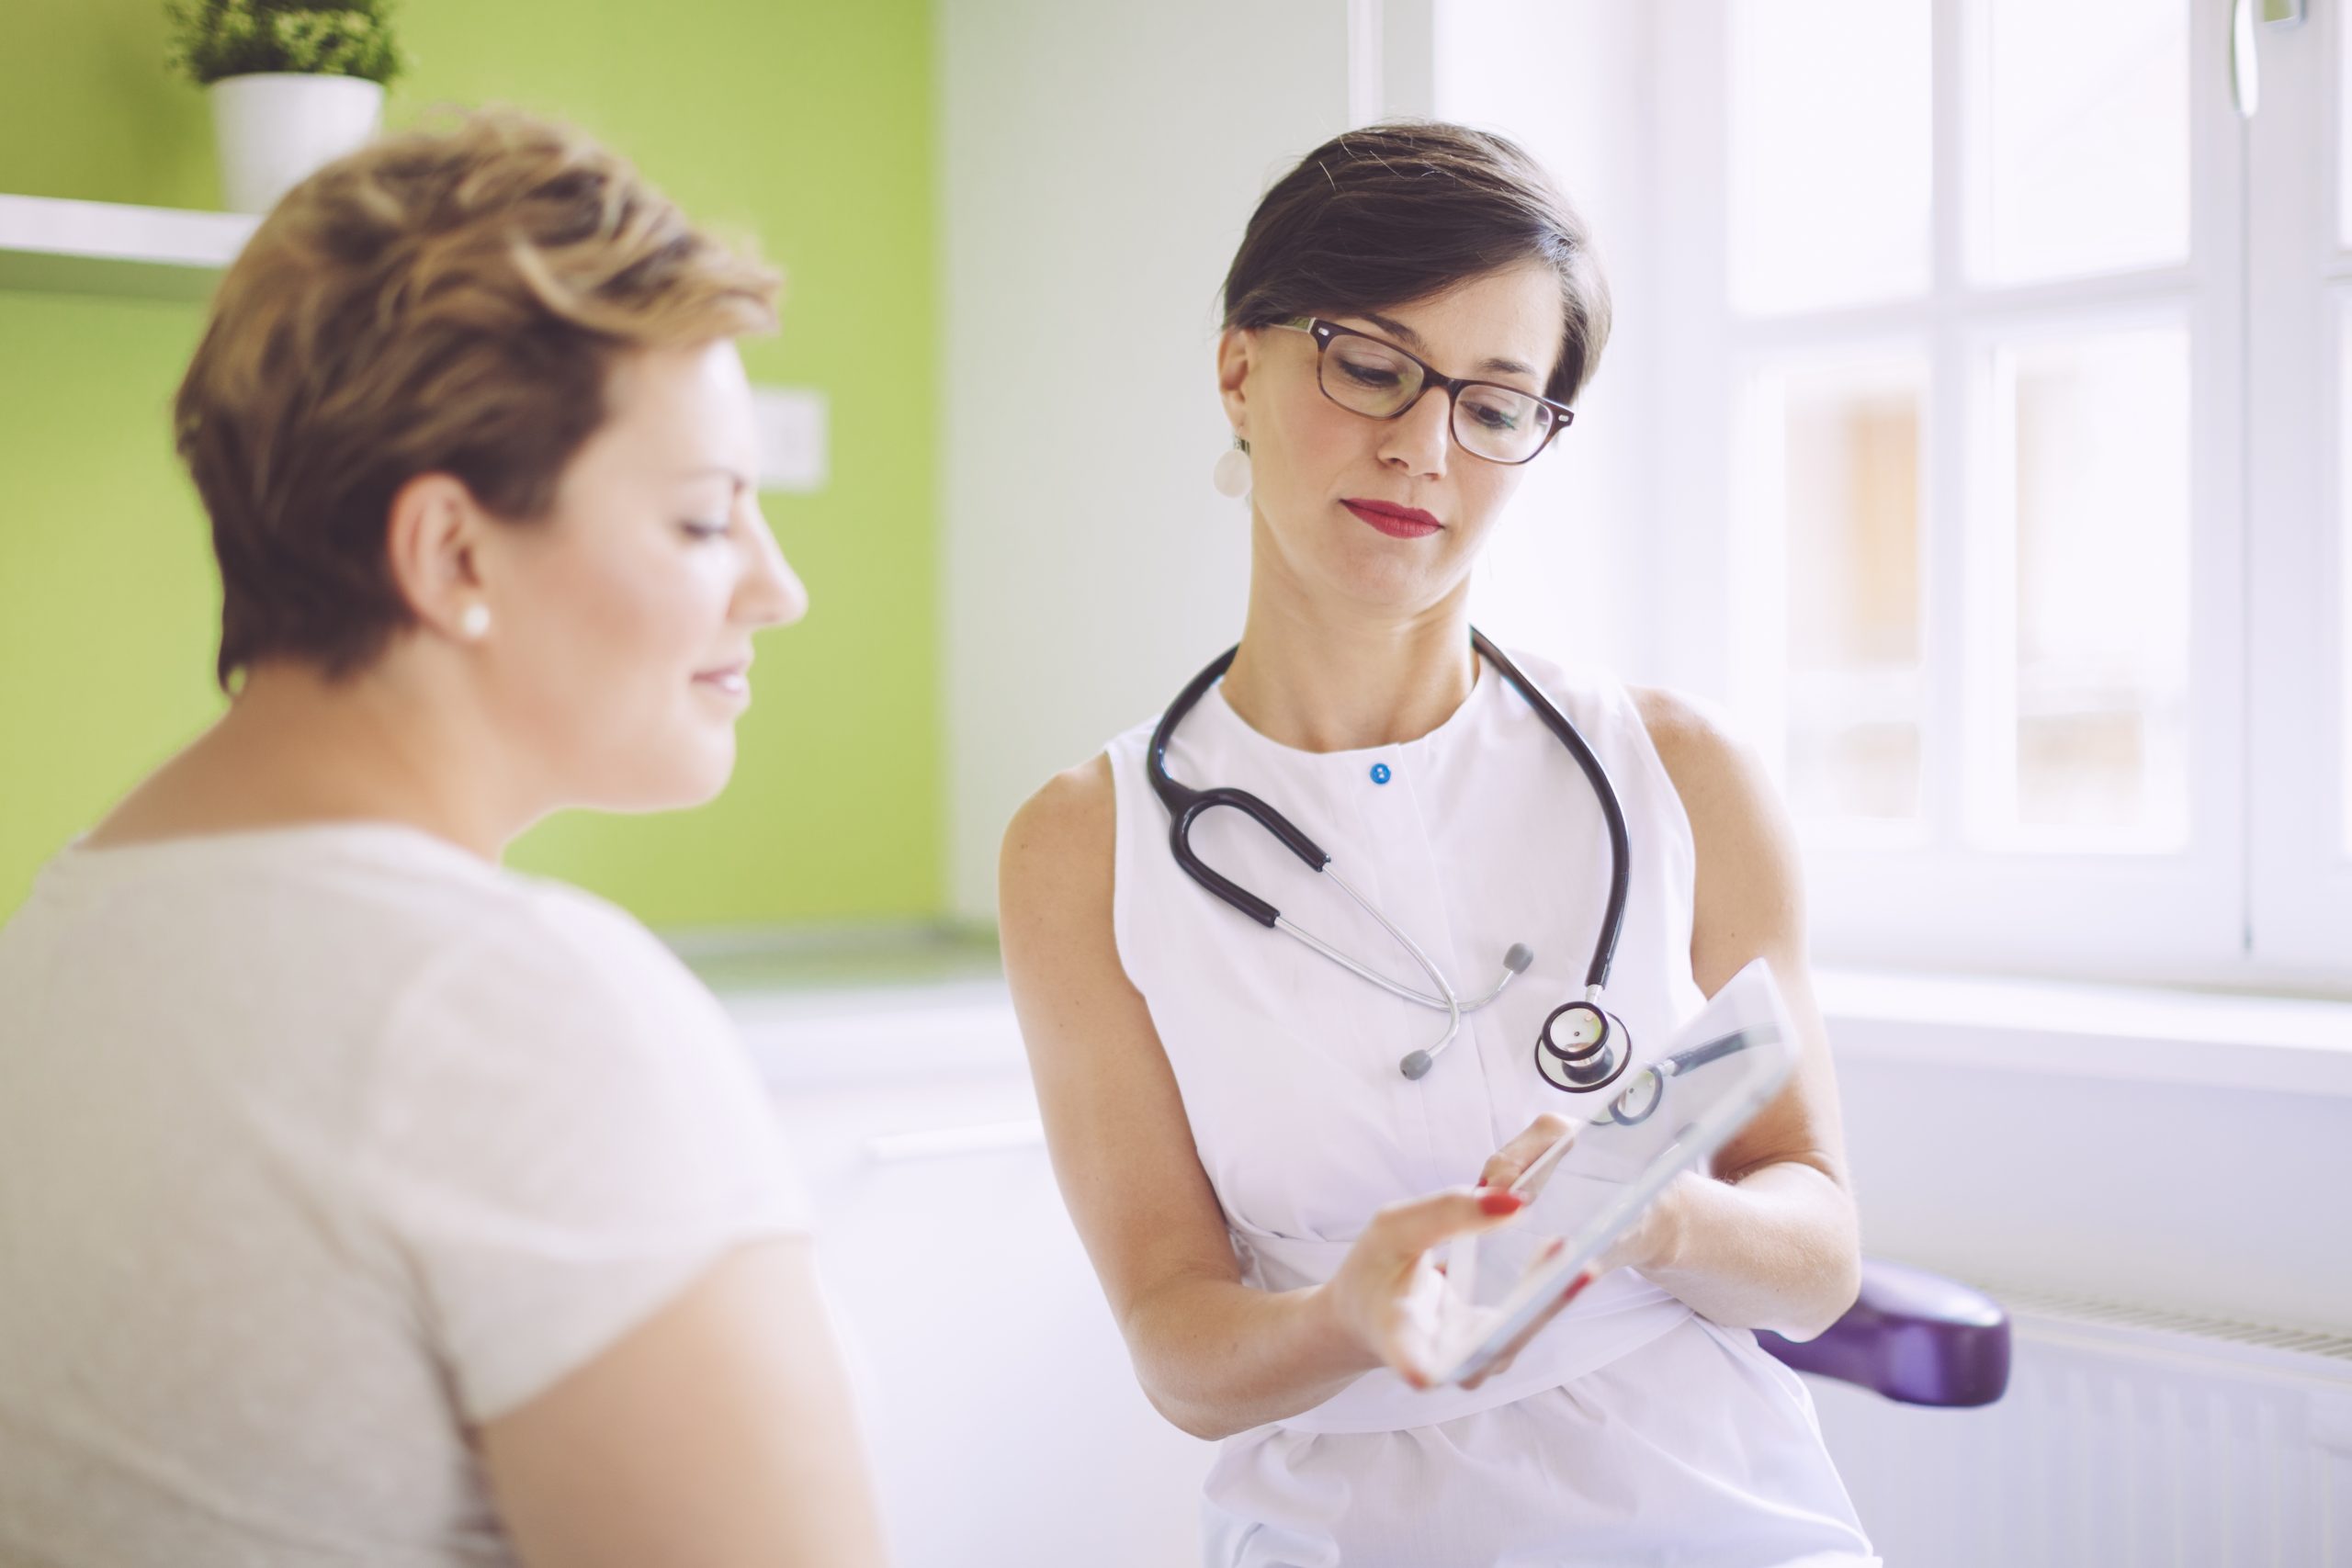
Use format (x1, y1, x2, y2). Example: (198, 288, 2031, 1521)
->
(1534, 999, 1633, 1095)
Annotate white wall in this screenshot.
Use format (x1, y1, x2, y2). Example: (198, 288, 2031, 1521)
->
(1838, 1054, 2352, 1336)
(937, 0, 1353, 919)
(1436, 0, 1667, 688)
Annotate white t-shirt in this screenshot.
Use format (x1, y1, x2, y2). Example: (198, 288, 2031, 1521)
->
(0, 823, 808, 1566)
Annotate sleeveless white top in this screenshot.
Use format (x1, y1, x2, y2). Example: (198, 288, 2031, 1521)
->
(1103, 646, 1876, 1566)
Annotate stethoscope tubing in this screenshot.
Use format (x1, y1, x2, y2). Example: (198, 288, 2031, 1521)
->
(1272, 868, 1528, 1016)
(1148, 627, 1634, 1085)
(1147, 630, 1630, 992)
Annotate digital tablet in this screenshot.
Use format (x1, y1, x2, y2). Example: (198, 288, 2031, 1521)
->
(1428, 957, 1799, 1387)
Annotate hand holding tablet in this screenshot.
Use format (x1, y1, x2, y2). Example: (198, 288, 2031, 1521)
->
(1424, 958, 1801, 1388)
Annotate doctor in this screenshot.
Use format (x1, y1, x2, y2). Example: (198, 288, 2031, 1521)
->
(1000, 123, 1877, 1565)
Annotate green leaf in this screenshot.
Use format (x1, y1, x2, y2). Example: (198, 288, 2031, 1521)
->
(164, 0, 408, 86)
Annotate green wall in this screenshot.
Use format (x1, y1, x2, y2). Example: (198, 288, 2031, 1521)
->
(0, 0, 941, 929)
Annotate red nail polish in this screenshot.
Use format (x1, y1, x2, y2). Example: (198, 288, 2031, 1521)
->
(1479, 1190, 1525, 1216)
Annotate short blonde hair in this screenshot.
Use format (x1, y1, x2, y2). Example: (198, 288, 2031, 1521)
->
(175, 107, 781, 689)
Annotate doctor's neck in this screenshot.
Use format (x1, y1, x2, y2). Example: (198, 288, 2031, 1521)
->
(1219, 590, 1479, 755)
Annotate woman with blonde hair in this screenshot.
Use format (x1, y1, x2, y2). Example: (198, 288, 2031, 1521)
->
(0, 111, 888, 1567)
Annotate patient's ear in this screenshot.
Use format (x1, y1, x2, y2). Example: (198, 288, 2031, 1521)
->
(384, 472, 490, 642)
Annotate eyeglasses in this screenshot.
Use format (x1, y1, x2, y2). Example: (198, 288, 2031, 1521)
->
(1273, 316, 1575, 466)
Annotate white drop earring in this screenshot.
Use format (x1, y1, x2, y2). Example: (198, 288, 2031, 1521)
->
(458, 603, 492, 640)
(1212, 439, 1252, 500)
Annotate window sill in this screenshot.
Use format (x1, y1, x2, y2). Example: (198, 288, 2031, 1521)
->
(689, 931, 2352, 1102)
(1815, 966, 2352, 1100)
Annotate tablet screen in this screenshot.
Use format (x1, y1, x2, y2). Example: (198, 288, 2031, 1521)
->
(1430, 958, 1799, 1385)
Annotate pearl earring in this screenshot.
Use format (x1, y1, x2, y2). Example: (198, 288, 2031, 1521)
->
(458, 603, 492, 640)
(1212, 440, 1252, 500)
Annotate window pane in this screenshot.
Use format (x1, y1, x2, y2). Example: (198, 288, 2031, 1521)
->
(1729, 1, 1931, 316)
(1777, 360, 1928, 823)
(2343, 295, 2352, 853)
(2341, 2, 2352, 252)
(1971, 0, 2189, 286)
(2002, 327, 2190, 844)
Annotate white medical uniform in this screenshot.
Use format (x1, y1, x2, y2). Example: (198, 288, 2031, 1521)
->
(1102, 648, 1877, 1567)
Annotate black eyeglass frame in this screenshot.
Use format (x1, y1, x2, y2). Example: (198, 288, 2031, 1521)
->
(1274, 316, 1577, 466)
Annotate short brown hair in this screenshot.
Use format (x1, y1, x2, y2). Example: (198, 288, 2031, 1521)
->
(1221, 121, 1611, 407)
(175, 107, 781, 689)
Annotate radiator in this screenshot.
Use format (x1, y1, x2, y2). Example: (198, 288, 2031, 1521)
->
(1804, 1286, 2352, 1567)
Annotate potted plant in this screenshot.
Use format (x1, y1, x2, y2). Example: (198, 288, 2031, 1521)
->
(167, 0, 407, 214)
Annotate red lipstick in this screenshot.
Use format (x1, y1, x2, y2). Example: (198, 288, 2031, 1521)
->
(1342, 498, 1443, 539)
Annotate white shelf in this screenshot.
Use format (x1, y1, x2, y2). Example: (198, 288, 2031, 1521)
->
(0, 194, 254, 301)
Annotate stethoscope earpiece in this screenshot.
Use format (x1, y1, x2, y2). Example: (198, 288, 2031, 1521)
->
(1387, 941, 1530, 1078)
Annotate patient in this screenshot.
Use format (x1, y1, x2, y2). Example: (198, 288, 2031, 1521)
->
(0, 110, 888, 1567)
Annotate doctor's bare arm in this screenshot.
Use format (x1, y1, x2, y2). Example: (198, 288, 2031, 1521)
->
(1622, 688, 1864, 1342)
(478, 1237, 891, 1568)
(999, 756, 1529, 1439)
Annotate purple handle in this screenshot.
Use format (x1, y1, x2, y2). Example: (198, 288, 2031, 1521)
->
(1756, 1258, 2011, 1407)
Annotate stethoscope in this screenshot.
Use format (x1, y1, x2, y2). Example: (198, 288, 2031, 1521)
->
(1148, 628, 1637, 1097)
(1602, 1028, 1755, 1128)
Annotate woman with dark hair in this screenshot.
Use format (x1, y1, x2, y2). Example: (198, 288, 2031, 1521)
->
(1000, 124, 1876, 1564)
(0, 111, 887, 1565)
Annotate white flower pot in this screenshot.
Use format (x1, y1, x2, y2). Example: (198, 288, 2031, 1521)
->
(209, 73, 385, 215)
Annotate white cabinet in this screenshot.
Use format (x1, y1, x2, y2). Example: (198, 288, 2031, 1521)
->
(741, 985, 1214, 1568)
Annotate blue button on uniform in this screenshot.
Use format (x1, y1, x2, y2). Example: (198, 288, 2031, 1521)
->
(1369, 762, 1392, 785)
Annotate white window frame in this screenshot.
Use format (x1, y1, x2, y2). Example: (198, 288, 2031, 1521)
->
(1645, 0, 2349, 990)
(2246, 0, 2352, 979)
